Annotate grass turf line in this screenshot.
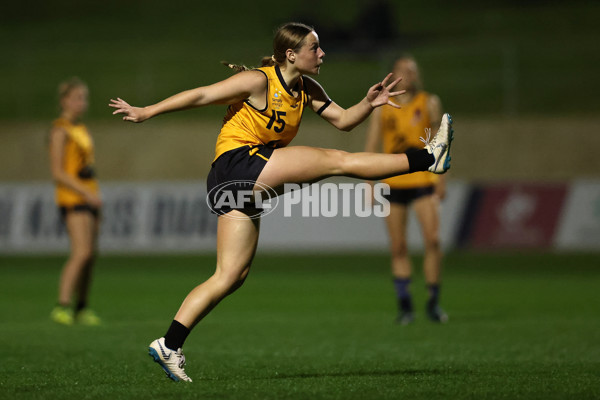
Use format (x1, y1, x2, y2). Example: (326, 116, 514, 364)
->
(0, 252, 598, 399)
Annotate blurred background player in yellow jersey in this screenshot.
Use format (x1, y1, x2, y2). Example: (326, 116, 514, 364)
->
(110, 23, 452, 382)
(48, 77, 102, 326)
(365, 56, 449, 324)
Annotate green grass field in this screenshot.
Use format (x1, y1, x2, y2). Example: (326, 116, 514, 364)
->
(1, 252, 599, 399)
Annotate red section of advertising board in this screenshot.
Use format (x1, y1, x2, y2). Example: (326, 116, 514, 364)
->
(469, 184, 568, 249)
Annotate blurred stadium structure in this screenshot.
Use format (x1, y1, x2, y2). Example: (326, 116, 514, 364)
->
(1, 0, 599, 253)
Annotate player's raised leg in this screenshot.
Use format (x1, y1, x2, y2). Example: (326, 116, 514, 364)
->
(256, 113, 453, 190)
(258, 146, 412, 188)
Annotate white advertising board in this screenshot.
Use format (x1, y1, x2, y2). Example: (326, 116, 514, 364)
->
(0, 180, 470, 254)
(555, 180, 600, 250)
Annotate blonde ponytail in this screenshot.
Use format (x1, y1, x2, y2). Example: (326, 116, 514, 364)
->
(221, 55, 275, 73)
(221, 61, 250, 73)
(261, 56, 276, 67)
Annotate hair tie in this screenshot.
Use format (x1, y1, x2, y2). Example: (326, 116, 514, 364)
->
(271, 55, 276, 63)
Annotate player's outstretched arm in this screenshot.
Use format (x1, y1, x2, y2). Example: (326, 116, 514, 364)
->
(307, 73, 404, 132)
(109, 70, 267, 123)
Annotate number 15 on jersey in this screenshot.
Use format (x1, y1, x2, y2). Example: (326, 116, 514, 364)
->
(266, 111, 286, 133)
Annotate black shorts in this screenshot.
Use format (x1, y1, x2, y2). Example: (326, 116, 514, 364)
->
(207, 145, 275, 216)
(59, 204, 100, 221)
(384, 186, 435, 205)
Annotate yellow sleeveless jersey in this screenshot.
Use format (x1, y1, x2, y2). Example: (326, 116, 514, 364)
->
(51, 117, 99, 206)
(214, 65, 307, 162)
(380, 91, 439, 188)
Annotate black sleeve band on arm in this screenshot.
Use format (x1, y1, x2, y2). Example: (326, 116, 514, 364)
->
(316, 99, 332, 115)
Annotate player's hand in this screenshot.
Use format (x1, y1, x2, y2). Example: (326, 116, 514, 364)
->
(366, 73, 405, 109)
(109, 98, 149, 122)
(84, 192, 103, 208)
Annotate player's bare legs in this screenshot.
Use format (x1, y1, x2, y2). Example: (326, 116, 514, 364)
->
(386, 204, 412, 279)
(170, 146, 430, 327)
(413, 195, 441, 285)
(174, 212, 260, 328)
(413, 195, 447, 322)
(56, 211, 101, 325)
(162, 145, 436, 329)
(58, 212, 95, 305)
(385, 203, 414, 324)
(52, 212, 98, 325)
(75, 215, 99, 305)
